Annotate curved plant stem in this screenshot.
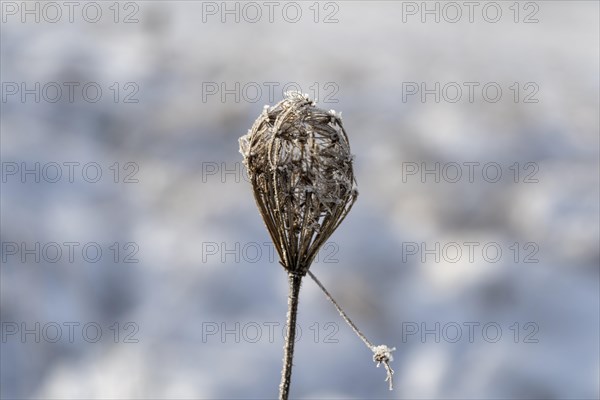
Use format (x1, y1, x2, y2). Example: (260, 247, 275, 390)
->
(279, 272, 303, 400)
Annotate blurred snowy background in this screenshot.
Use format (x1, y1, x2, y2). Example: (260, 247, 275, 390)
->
(1, 1, 599, 399)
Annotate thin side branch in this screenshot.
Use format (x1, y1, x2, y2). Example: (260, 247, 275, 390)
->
(307, 270, 396, 391)
(307, 270, 372, 349)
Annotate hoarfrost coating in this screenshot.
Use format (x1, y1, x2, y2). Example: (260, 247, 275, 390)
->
(239, 91, 357, 276)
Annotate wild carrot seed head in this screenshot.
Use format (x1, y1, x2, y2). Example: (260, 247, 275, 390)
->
(240, 91, 358, 276)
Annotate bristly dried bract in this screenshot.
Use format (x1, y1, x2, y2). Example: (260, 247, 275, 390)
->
(240, 91, 358, 277)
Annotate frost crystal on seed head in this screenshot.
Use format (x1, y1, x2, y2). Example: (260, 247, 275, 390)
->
(239, 131, 251, 159)
(371, 345, 396, 391)
(372, 345, 395, 363)
(328, 109, 342, 121)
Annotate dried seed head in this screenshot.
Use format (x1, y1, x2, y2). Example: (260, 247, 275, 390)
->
(240, 91, 358, 276)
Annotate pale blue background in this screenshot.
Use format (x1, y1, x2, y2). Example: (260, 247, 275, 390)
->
(1, 1, 599, 399)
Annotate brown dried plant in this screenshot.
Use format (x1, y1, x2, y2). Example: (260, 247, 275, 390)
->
(240, 91, 394, 400)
